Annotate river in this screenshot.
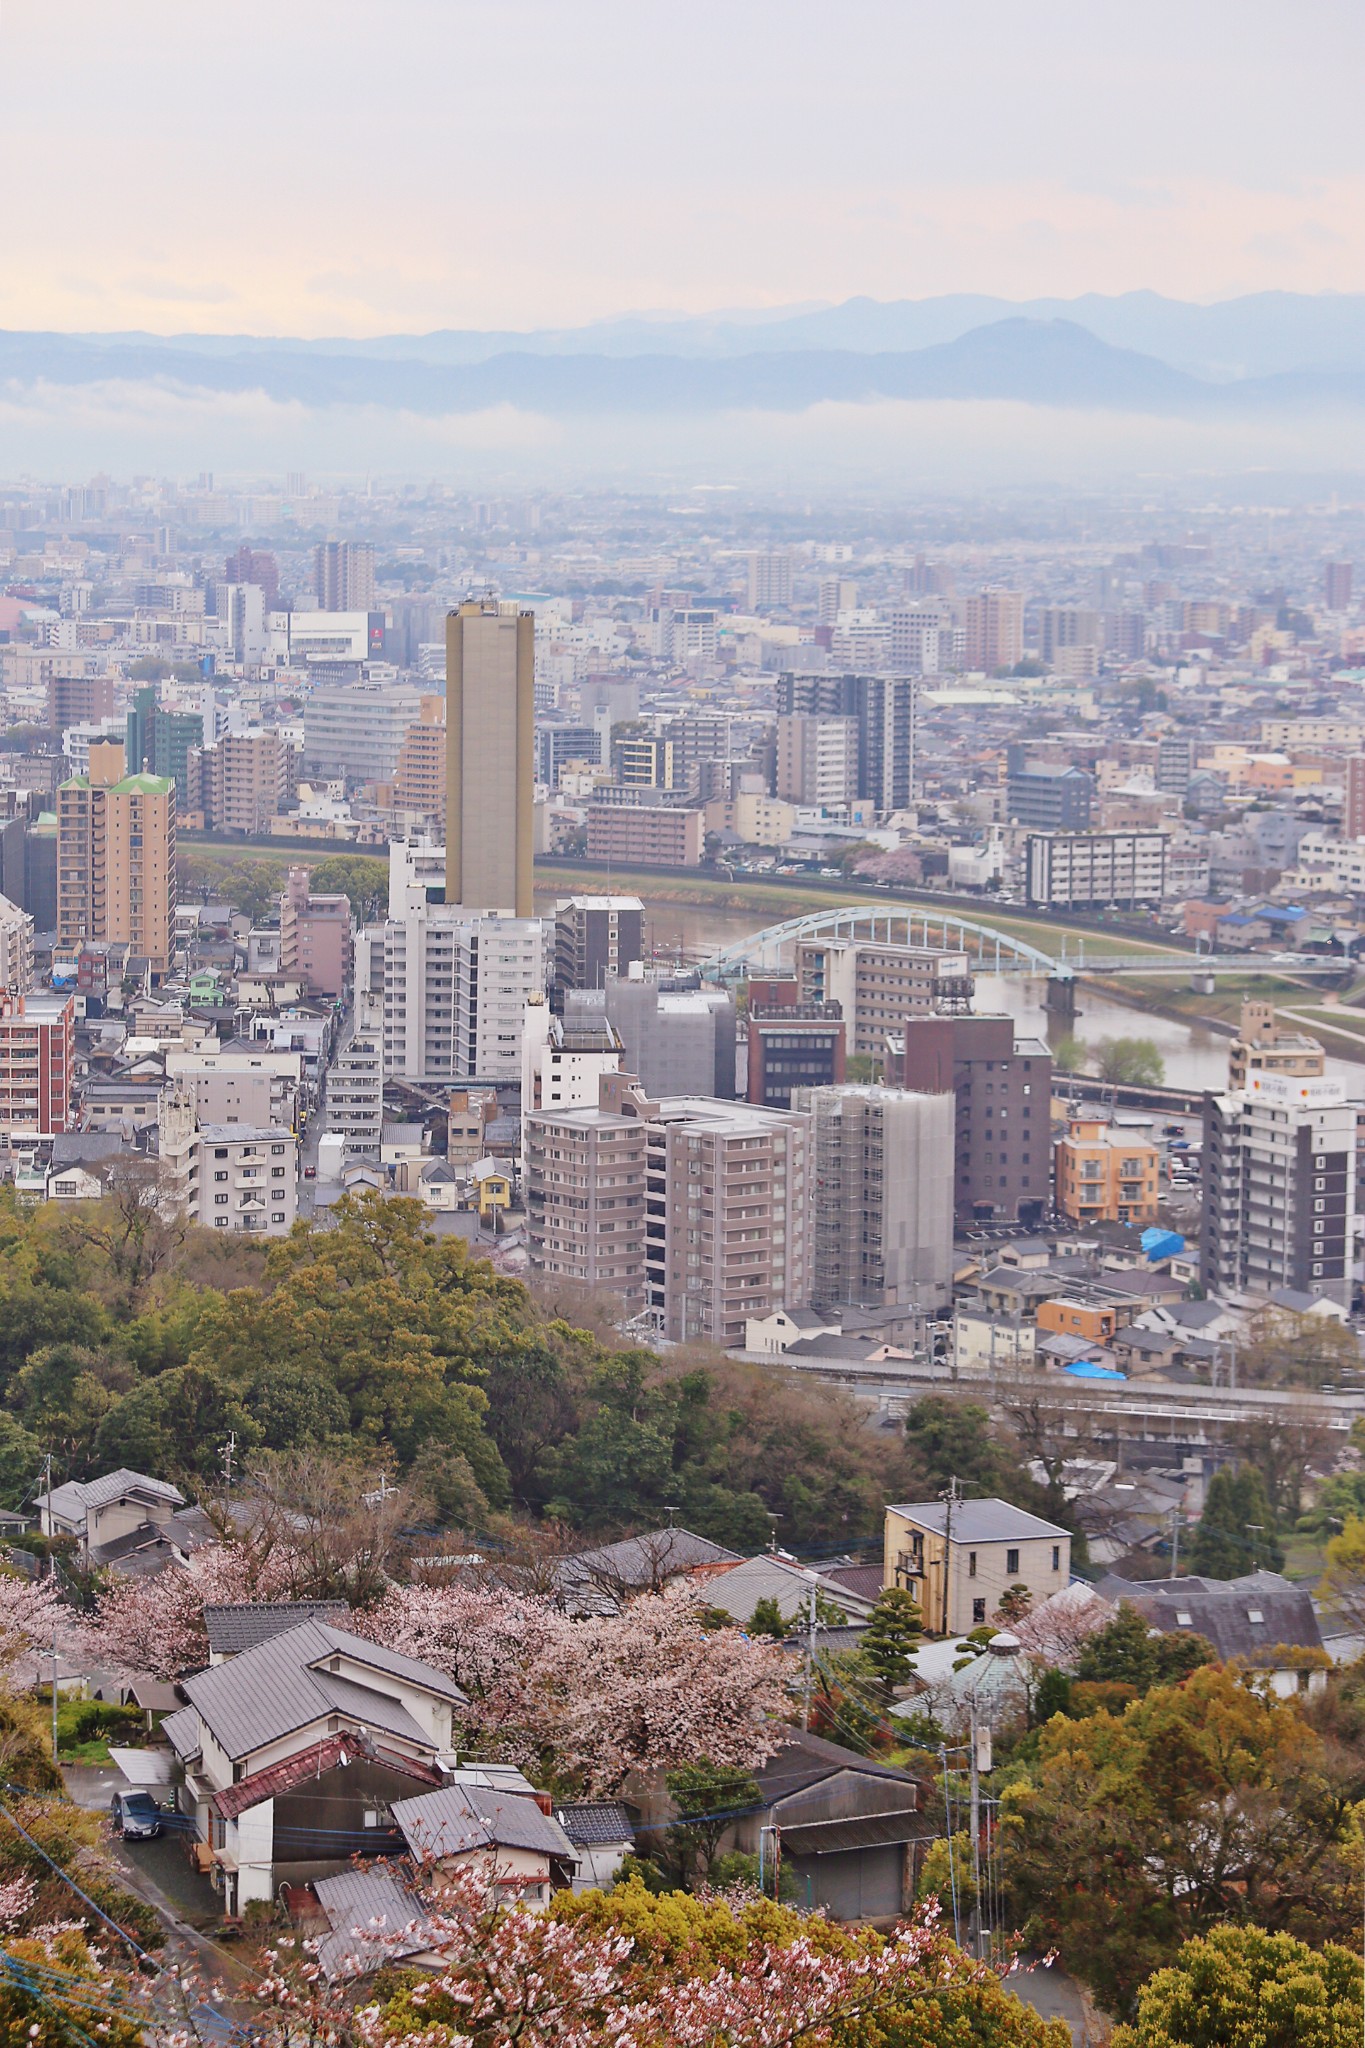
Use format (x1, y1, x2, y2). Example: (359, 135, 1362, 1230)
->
(535, 889, 1365, 1098)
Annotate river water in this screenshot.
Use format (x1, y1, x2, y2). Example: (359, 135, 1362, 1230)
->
(534, 891, 1365, 1098)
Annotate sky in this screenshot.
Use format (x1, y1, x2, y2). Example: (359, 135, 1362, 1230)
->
(6, 0, 1365, 337)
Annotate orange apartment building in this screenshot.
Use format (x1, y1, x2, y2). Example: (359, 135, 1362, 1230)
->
(1054, 1112, 1161, 1226)
(56, 740, 176, 978)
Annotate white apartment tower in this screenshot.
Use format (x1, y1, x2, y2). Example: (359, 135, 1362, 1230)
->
(1202, 1072, 1357, 1308)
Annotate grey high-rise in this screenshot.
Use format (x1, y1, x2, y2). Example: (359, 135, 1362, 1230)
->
(446, 600, 535, 918)
(795, 1085, 955, 1314)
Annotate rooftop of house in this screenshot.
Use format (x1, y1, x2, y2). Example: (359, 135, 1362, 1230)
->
(313, 1868, 436, 1984)
(203, 1601, 352, 1659)
(391, 1782, 576, 1864)
(38, 1468, 183, 1522)
(1096, 1570, 1324, 1662)
(180, 1620, 468, 1762)
(887, 1498, 1070, 1544)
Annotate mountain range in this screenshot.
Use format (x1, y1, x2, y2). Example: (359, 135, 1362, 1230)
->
(7, 294, 1365, 420)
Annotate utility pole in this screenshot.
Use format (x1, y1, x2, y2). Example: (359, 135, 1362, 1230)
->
(801, 1571, 819, 1731)
(968, 1699, 983, 1959)
(940, 1476, 961, 1638)
(1169, 1504, 1181, 1579)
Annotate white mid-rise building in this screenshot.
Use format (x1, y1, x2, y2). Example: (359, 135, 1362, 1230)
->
(357, 903, 548, 1085)
(328, 1030, 383, 1161)
(158, 1090, 298, 1236)
(521, 994, 624, 1113)
(1202, 1071, 1357, 1308)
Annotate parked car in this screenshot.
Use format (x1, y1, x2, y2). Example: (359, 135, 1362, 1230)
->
(303, 1165, 317, 1179)
(110, 1790, 163, 1840)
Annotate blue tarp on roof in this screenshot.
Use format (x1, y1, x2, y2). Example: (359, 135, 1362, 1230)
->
(1063, 1361, 1128, 1381)
(1141, 1227, 1185, 1262)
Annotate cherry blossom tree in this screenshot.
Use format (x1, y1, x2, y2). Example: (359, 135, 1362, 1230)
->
(85, 1540, 300, 1680)
(1010, 1582, 1113, 1675)
(359, 1584, 791, 1792)
(0, 1572, 63, 1672)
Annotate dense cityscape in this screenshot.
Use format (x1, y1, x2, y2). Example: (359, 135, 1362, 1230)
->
(6, 0, 1365, 2042)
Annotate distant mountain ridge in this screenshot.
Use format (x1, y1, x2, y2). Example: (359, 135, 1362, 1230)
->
(4, 310, 1365, 418)
(37, 290, 1365, 380)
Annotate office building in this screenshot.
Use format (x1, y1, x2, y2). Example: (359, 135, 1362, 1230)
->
(794, 939, 974, 1059)
(185, 731, 289, 836)
(279, 867, 350, 999)
(586, 804, 704, 867)
(525, 1073, 810, 1346)
(1228, 1001, 1326, 1092)
(1326, 561, 1354, 611)
(1203, 1071, 1356, 1308)
(57, 741, 176, 978)
(747, 1003, 845, 1109)
(964, 589, 1025, 673)
(392, 695, 447, 831)
(314, 539, 375, 613)
(535, 724, 601, 788)
(796, 1085, 955, 1314)
(775, 715, 859, 808)
(554, 896, 644, 992)
(0, 990, 74, 1141)
(893, 1014, 1052, 1227)
(1026, 832, 1167, 909)
(275, 611, 380, 672)
(302, 683, 424, 783)
(1004, 752, 1094, 831)
(328, 1031, 383, 1161)
(521, 994, 623, 1112)
(1054, 1113, 1161, 1227)
(747, 551, 793, 610)
(446, 599, 535, 918)
(888, 605, 955, 674)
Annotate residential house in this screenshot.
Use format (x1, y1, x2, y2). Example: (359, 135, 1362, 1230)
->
(555, 1526, 743, 1615)
(202, 1601, 351, 1667)
(313, 1868, 443, 1984)
(35, 1468, 215, 1574)
(553, 1803, 635, 1893)
(162, 1620, 467, 1915)
(1096, 1570, 1329, 1698)
(883, 1498, 1071, 1635)
(701, 1554, 879, 1632)
(391, 1778, 578, 1905)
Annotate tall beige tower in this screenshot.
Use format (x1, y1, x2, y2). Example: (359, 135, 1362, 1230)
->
(57, 738, 177, 977)
(445, 599, 534, 917)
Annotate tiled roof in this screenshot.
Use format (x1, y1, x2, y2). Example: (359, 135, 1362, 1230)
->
(204, 1601, 351, 1657)
(314, 1870, 435, 1983)
(554, 1802, 632, 1847)
(40, 1469, 183, 1520)
(212, 1735, 442, 1819)
(392, 1783, 576, 1863)
(886, 1498, 1069, 1543)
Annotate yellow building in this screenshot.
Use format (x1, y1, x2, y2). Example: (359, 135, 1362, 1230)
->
(393, 694, 447, 832)
(57, 740, 176, 977)
(1054, 1113, 1160, 1226)
(1228, 1000, 1325, 1092)
(883, 1497, 1070, 1635)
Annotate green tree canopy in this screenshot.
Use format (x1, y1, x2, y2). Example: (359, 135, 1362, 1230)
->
(1189, 1466, 1284, 1578)
(1112, 1924, 1363, 2048)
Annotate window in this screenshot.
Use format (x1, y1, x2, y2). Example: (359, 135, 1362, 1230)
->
(1006, 1548, 1020, 1575)
(214, 1194, 228, 1207)
(972, 1598, 986, 1626)
(968, 1551, 977, 1578)
(1052, 1545, 1060, 1571)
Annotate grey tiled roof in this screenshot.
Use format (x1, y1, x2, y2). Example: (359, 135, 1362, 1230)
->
(558, 1526, 742, 1603)
(160, 1706, 201, 1761)
(392, 1783, 576, 1862)
(314, 1870, 435, 1983)
(40, 1469, 183, 1521)
(180, 1620, 466, 1761)
(887, 1498, 1069, 1543)
(204, 1601, 351, 1657)
(1097, 1570, 1324, 1663)
(554, 1802, 632, 1847)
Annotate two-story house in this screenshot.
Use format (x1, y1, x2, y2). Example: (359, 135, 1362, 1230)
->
(161, 1619, 468, 1916)
(883, 1497, 1071, 1635)
(35, 1467, 215, 1574)
(391, 1775, 579, 1905)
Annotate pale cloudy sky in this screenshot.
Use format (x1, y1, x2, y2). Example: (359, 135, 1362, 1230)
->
(5, 0, 1365, 336)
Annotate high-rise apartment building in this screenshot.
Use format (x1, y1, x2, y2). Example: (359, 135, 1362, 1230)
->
(747, 551, 793, 610)
(223, 544, 280, 614)
(1202, 1071, 1356, 1307)
(521, 995, 624, 1112)
(1325, 561, 1354, 611)
(357, 900, 546, 1084)
(612, 734, 675, 790)
(0, 896, 35, 995)
(775, 674, 917, 813)
(1345, 755, 1365, 841)
(279, 867, 351, 999)
(775, 715, 859, 808)
(892, 1014, 1052, 1227)
(328, 1030, 383, 1161)
(446, 600, 535, 918)
(126, 687, 204, 788)
(392, 694, 447, 832)
(525, 1072, 810, 1346)
(964, 589, 1025, 673)
(795, 1084, 955, 1314)
(185, 731, 289, 836)
(1004, 751, 1094, 831)
(302, 683, 424, 783)
(553, 896, 644, 992)
(747, 1003, 846, 1109)
(57, 741, 176, 977)
(0, 990, 74, 1141)
(818, 577, 857, 624)
(1038, 607, 1102, 665)
(48, 673, 115, 733)
(314, 539, 375, 613)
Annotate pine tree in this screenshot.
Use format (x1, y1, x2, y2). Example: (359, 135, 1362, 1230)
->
(861, 1586, 923, 1698)
(1188, 1466, 1284, 1579)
